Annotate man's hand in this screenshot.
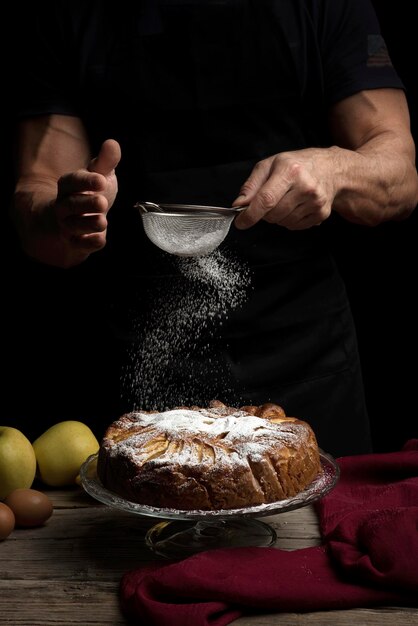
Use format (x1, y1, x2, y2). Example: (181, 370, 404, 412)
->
(13, 116, 122, 268)
(54, 139, 121, 257)
(233, 148, 334, 230)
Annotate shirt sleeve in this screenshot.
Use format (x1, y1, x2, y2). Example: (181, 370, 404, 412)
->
(315, 0, 404, 105)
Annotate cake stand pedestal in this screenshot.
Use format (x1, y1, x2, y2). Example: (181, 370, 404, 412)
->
(146, 518, 276, 558)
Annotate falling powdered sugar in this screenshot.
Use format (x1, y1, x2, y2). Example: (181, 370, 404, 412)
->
(122, 248, 252, 410)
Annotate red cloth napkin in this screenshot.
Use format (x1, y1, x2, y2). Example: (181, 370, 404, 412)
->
(120, 440, 418, 626)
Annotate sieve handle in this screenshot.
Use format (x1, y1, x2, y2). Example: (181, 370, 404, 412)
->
(134, 201, 164, 214)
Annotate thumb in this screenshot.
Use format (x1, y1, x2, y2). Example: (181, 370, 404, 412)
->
(88, 139, 121, 176)
(232, 157, 274, 208)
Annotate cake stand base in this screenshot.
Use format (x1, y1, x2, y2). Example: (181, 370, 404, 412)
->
(145, 518, 277, 559)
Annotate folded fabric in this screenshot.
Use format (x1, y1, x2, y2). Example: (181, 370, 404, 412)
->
(317, 438, 418, 592)
(120, 440, 418, 626)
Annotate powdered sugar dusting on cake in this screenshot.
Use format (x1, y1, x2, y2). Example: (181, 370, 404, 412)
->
(108, 408, 302, 467)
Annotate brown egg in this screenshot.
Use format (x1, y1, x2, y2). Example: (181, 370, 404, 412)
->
(4, 488, 53, 527)
(0, 502, 15, 539)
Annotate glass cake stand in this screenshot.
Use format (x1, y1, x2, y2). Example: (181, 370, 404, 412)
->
(80, 451, 339, 559)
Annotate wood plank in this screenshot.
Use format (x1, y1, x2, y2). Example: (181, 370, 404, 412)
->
(263, 507, 322, 549)
(0, 509, 162, 581)
(1, 581, 416, 626)
(234, 607, 418, 625)
(43, 486, 96, 508)
(0, 581, 127, 625)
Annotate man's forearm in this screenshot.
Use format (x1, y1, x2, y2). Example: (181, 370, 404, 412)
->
(329, 89, 418, 226)
(330, 136, 418, 226)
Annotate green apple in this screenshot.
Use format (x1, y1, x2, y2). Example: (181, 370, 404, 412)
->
(0, 427, 37, 500)
(33, 421, 99, 487)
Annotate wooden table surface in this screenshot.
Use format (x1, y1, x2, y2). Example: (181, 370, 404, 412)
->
(1, 488, 416, 625)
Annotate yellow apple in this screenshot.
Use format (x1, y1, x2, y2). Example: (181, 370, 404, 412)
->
(0, 427, 37, 500)
(33, 421, 99, 487)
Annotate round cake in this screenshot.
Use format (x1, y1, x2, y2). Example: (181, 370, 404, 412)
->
(97, 401, 321, 511)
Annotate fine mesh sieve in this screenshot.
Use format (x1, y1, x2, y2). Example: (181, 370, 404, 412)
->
(135, 202, 246, 257)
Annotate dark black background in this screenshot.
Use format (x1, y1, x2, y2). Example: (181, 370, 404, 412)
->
(2, 1, 416, 449)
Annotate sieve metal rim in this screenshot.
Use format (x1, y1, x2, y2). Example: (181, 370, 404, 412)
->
(141, 211, 230, 219)
(135, 201, 246, 217)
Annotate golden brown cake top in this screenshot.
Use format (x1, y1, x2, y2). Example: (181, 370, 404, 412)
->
(101, 402, 312, 471)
